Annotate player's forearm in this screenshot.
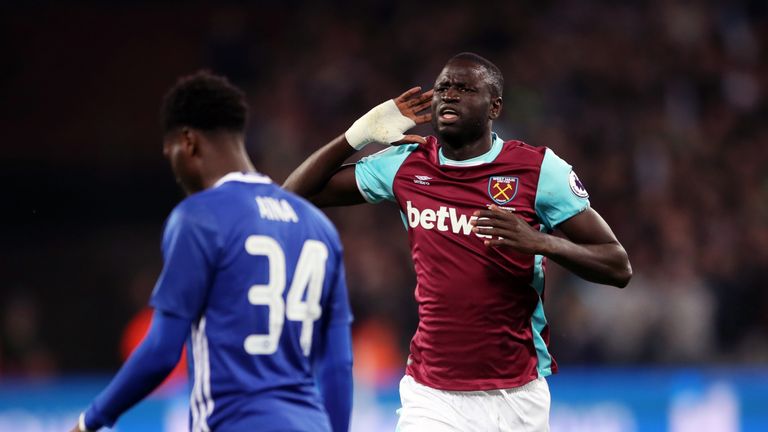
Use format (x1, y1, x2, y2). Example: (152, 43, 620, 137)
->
(539, 235, 632, 287)
(82, 311, 188, 430)
(316, 324, 353, 432)
(85, 354, 176, 430)
(320, 366, 353, 432)
(283, 134, 356, 198)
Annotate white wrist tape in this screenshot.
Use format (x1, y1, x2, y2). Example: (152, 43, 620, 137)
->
(344, 99, 416, 150)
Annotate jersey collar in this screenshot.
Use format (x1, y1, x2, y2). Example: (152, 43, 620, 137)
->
(214, 171, 272, 188)
(438, 132, 504, 167)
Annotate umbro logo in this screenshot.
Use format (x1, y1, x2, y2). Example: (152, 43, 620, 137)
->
(413, 175, 432, 185)
(413, 175, 432, 186)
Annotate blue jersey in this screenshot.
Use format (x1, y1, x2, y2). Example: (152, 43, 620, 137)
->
(150, 172, 352, 432)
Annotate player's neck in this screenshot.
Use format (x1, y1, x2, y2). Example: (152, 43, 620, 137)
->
(201, 143, 256, 189)
(439, 130, 493, 161)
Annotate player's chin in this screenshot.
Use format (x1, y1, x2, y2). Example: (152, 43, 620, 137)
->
(435, 122, 464, 136)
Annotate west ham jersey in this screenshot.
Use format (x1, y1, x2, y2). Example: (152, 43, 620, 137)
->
(355, 133, 589, 391)
(150, 172, 352, 431)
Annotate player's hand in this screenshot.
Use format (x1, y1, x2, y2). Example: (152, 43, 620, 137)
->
(70, 413, 95, 432)
(471, 205, 545, 254)
(344, 86, 432, 149)
(392, 87, 433, 145)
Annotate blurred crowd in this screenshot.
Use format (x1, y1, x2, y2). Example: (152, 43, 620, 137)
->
(2, 0, 767, 379)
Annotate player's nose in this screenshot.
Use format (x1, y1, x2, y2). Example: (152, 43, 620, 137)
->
(441, 88, 460, 102)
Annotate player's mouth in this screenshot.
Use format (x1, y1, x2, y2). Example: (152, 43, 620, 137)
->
(438, 106, 460, 124)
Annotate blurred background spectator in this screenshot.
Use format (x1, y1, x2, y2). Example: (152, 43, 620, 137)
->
(2, 0, 767, 392)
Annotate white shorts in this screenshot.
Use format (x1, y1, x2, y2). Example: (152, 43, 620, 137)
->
(396, 375, 551, 432)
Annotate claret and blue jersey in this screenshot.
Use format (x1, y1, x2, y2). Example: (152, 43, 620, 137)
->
(150, 172, 352, 431)
(354, 133, 590, 391)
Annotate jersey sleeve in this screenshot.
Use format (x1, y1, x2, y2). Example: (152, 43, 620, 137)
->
(323, 247, 353, 327)
(354, 144, 418, 203)
(534, 148, 591, 231)
(84, 310, 189, 429)
(150, 202, 221, 320)
(315, 251, 353, 432)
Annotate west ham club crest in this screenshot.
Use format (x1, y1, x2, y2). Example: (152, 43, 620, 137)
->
(488, 176, 519, 205)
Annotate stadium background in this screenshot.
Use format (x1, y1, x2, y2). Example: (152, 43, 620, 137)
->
(2, 1, 767, 431)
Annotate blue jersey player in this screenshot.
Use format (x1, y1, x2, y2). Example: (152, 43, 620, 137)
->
(71, 72, 353, 432)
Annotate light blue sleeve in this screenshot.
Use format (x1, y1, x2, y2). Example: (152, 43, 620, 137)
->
(535, 148, 591, 231)
(354, 144, 419, 203)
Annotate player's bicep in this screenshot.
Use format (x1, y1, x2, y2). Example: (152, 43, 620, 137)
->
(556, 207, 620, 246)
(535, 148, 590, 230)
(323, 257, 353, 328)
(150, 207, 219, 319)
(313, 255, 352, 362)
(352, 144, 417, 205)
(145, 309, 191, 359)
(310, 165, 367, 207)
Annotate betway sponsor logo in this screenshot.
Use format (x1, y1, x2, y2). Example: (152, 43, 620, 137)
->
(406, 200, 488, 238)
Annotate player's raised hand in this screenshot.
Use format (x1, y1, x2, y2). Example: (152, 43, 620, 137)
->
(471, 205, 545, 254)
(345, 87, 433, 149)
(392, 86, 433, 145)
(393, 87, 433, 124)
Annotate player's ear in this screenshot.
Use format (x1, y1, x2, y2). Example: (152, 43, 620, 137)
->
(489, 97, 502, 120)
(181, 127, 200, 156)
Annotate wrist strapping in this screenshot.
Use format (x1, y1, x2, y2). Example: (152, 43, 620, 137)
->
(344, 99, 416, 150)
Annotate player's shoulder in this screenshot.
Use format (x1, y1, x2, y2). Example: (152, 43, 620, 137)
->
(502, 139, 547, 155)
(275, 186, 325, 218)
(166, 191, 220, 232)
(174, 182, 234, 215)
(159, 195, 221, 251)
(383, 135, 439, 166)
(235, 180, 344, 245)
(497, 138, 550, 168)
(360, 141, 422, 164)
(419, 136, 440, 157)
(168, 173, 270, 227)
(188, 172, 275, 213)
(280, 188, 342, 243)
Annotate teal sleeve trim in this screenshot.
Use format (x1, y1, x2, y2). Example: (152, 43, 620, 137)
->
(535, 148, 590, 231)
(532, 297, 553, 377)
(354, 144, 419, 203)
(531, 253, 553, 377)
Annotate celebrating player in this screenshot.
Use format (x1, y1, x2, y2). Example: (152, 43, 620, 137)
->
(284, 52, 632, 430)
(71, 72, 353, 432)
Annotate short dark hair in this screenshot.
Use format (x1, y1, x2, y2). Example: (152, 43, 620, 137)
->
(161, 70, 248, 134)
(449, 52, 504, 98)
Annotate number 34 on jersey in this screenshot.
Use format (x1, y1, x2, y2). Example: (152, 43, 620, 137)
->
(243, 236, 328, 356)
